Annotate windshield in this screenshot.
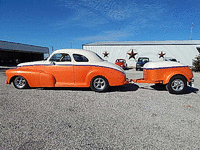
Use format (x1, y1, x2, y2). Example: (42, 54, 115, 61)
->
(138, 58, 149, 62)
(44, 57, 48, 60)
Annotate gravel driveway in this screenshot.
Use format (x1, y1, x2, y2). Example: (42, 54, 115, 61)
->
(0, 69, 200, 149)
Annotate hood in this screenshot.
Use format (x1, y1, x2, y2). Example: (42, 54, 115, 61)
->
(17, 60, 47, 67)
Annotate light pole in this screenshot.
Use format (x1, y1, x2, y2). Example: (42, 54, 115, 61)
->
(190, 23, 193, 40)
(71, 41, 74, 49)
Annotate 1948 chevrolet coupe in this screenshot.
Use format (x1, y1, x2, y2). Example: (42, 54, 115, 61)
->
(5, 49, 128, 92)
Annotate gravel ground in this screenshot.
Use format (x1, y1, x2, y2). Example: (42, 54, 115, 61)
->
(0, 68, 200, 150)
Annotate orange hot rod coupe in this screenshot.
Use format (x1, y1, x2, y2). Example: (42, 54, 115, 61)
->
(5, 49, 128, 92)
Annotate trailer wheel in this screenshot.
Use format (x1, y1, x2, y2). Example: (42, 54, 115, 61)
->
(90, 76, 109, 92)
(166, 75, 187, 94)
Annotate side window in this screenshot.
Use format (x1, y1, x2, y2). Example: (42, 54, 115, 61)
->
(62, 54, 71, 62)
(73, 54, 89, 62)
(49, 53, 71, 62)
(50, 53, 62, 61)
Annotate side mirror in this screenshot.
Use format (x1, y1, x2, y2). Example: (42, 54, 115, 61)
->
(51, 61, 56, 65)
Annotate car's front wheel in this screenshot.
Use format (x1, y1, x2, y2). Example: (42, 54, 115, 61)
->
(13, 76, 29, 89)
(166, 75, 187, 94)
(90, 76, 109, 92)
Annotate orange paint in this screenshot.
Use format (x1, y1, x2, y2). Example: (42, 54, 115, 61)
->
(5, 65, 127, 88)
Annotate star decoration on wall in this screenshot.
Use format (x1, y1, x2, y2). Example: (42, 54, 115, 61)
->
(158, 51, 166, 58)
(127, 49, 137, 59)
(103, 51, 109, 57)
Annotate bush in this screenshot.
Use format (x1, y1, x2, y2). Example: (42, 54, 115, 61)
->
(192, 55, 200, 72)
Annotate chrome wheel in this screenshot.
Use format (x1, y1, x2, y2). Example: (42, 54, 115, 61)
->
(167, 75, 187, 94)
(90, 76, 109, 92)
(171, 79, 184, 92)
(13, 76, 29, 89)
(93, 77, 106, 90)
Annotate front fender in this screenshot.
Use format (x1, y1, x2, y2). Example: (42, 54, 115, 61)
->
(5, 68, 56, 87)
(5, 69, 41, 87)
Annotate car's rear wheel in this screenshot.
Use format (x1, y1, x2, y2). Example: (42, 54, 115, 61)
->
(13, 76, 29, 89)
(90, 76, 109, 92)
(166, 75, 187, 94)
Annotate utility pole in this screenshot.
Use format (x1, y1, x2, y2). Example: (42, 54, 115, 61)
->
(52, 46, 54, 52)
(190, 23, 193, 40)
(71, 41, 74, 49)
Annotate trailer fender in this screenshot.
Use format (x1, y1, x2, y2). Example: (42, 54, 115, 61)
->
(164, 72, 189, 85)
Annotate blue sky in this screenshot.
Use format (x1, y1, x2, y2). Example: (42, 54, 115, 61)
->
(1, 0, 200, 54)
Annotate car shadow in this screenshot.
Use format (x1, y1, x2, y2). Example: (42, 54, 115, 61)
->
(124, 67, 133, 70)
(35, 84, 198, 94)
(37, 87, 91, 91)
(147, 85, 199, 94)
(108, 83, 139, 92)
(150, 85, 167, 91)
(185, 86, 199, 94)
(36, 83, 139, 93)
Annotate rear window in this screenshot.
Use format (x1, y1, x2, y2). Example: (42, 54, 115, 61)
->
(73, 54, 89, 62)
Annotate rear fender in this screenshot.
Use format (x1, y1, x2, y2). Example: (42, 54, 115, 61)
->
(85, 70, 106, 87)
(85, 68, 126, 87)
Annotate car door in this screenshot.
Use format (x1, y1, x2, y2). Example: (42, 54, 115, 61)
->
(73, 53, 91, 87)
(43, 53, 74, 87)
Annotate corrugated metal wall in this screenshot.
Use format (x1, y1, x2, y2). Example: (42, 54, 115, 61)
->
(83, 45, 200, 66)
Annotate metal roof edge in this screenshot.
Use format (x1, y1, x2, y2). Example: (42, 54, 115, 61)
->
(83, 40, 200, 46)
(0, 40, 48, 49)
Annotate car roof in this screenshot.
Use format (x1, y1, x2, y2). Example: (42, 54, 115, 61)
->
(52, 49, 93, 55)
(50, 49, 103, 63)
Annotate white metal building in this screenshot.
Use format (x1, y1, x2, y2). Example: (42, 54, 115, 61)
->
(83, 40, 200, 67)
